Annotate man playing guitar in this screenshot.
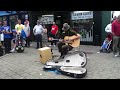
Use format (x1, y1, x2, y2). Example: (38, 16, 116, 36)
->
(57, 23, 80, 59)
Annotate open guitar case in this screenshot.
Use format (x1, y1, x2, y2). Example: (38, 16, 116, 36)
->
(43, 51, 87, 78)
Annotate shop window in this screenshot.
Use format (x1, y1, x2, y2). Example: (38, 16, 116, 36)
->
(9, 15, 18, 30)
(71, 11, 93, 42)
(3, 16, 7, 21)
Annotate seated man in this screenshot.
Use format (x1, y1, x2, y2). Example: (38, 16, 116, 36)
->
(57, 23, 80, 59)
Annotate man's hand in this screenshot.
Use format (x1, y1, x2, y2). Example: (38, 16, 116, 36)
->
(112, 32, 115, 36)
(28, 34, 30, 37)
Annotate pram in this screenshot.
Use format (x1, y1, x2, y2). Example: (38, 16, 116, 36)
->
(12, 30, 26, 53)
(100, 35, 112, 53)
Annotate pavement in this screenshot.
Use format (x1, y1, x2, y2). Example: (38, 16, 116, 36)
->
(0, 42, 120, 79)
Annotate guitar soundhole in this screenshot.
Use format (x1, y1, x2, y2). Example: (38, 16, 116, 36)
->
(66, 60, 70, 63)
(55, 61, 59, 63)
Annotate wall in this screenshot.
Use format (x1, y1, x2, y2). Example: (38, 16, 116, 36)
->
(101, 11, 111, 45)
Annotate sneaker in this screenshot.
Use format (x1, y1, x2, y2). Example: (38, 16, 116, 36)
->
(114, 54, 120, 57)
(10, 49, 15, 52)
(49, 45, 52, 47)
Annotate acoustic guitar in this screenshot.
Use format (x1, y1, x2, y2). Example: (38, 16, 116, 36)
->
(48, 35, 80, 47)
(64, 35, 80, 47)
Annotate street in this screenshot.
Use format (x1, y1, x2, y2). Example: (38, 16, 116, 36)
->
(0, 42, 120, 79)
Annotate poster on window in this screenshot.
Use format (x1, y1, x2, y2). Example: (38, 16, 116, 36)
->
(71, 11, 93, 20)
(39, 15, 54, 24)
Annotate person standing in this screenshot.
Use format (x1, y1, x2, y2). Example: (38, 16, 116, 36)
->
(15, 19, 25, 34)
(112, 15, 120, 57)
(0, 21, 4, 45)
(49, 22, 58, 46)
(33, 20, 44, 49)
(24, 21, 30, 47)
(42, 25, 48, 47)
(25, 19, 29, 26)
(2, 21, 12, 54)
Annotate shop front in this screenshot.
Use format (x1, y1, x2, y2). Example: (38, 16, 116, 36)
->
(30, 11, 111, 45)
(71, 11, 93, 44)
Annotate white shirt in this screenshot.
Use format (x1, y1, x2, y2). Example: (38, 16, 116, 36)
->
(105, 24, 112, 33)
(33, 25, 44, 35)
(24, 25, 30, 37)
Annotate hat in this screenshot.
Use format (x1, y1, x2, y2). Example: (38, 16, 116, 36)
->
(63, 23, 70, 30)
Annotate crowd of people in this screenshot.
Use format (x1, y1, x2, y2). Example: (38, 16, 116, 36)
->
(0, 19, 30, 54)
(0, 18, 81, 59)
(0, 18, 60, 54)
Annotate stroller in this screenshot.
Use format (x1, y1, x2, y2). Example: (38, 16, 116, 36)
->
(15, 30, 26, 53)
(100, 34, 112, 53)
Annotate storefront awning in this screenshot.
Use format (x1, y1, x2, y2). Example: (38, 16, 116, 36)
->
(0, 11, 16, 16)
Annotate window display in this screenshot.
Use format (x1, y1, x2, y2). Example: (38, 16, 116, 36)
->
(71, 11, 93, 42)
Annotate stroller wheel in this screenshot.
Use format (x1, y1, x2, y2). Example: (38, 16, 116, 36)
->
(107, 49, 111, 53)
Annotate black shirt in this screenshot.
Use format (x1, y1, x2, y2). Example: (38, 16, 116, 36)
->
(61, 30, 77, 39)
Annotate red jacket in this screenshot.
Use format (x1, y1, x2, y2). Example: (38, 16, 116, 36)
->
(51, 25, 58, 35)
(112, 20, 120, 36)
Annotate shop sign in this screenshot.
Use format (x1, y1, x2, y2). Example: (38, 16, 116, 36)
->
(71, 11, 93, 20)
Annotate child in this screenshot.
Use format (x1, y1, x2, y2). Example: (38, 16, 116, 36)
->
(100, 37, 112, 52)
(10, 29, 17, 52)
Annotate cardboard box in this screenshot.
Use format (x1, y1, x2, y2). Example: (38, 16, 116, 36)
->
(38, 47, 52, 64)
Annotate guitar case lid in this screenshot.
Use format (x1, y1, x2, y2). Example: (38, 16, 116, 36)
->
(44, 52, 87, 78)
(46, 51, 87, 68)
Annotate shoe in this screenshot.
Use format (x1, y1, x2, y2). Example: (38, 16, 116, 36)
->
(114, 54, 120, 57)
(49, 45, 52, 47)
(58, 55, 65, 60)
(10, 49, 15, 53)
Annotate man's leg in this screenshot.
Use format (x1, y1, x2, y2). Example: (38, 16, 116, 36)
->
(39, 34, 43, 48)
(28, 36, 30, 47)
(57, 42, 65, 53)
(25, 37, 28, 47)
(118, 37, 120, 55)
(8, 38, 11, 53)
(113, 36, 119, 55)
(4, 38, 9, 53)
(35, 35, 39, 49)
(61, 45, 73, 56)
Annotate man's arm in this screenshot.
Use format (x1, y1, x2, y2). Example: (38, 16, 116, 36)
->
(70, 30, 81, 41)
(55, 26, 59, 35)
(112, 22, 115, 36)
(33, 25, 36, 35)
(28, 26, 30, 36)
(105, 25, 109, 33)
